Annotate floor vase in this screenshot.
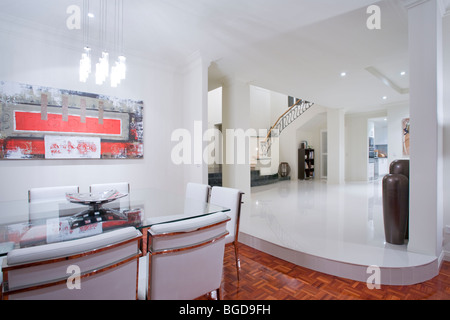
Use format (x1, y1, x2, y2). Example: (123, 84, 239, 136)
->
(382, 173, 409, 245)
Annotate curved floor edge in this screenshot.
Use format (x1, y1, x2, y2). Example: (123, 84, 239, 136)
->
(239, 232, 440, 286)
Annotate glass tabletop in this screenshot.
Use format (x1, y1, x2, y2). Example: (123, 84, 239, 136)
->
(0, 188, 229, 255)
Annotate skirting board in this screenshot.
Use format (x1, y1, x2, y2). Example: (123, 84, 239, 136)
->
(239, 232, 440, 286)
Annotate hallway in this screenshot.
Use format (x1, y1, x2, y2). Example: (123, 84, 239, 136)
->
(239, 179, 438, 285)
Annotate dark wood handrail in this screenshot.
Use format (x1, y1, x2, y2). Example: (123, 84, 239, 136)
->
(265, 99, 313, 142)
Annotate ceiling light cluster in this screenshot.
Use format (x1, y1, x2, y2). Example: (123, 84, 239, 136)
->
(341, 68, 409, 102)
(79, 0, 126, 87)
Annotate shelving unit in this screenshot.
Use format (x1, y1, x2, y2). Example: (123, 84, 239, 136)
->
(298, 147, 315, 180)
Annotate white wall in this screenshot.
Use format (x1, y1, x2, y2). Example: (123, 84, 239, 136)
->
(374, 122, 388, 145)
(248, 86, 284, 176)
(207, 87, 222, 168)
(221, 77, 251, 196)
(0, 17, 186, 201)
(327, 108, 345, 184)
(270, 91, 289, 126)
(442, 14, 450, 259)
(250, 86, 271, 131)
(208, 87, 222, 127)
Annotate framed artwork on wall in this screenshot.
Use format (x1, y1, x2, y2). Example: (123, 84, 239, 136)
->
(0, 81, 144, 160)
(402, 118, 410, 156)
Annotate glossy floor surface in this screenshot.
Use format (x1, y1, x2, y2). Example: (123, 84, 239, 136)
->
(239, 179, 438, 283)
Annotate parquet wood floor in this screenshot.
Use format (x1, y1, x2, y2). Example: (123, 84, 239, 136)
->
(199, 243, 450, 300)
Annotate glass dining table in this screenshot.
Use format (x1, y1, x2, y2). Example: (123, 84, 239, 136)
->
(0, 188, 230, 256)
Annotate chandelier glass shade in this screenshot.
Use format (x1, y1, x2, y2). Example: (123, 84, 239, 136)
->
(95, 51, 109, 85)
(79, 46, 92, 83)
(111, 55, 126, 87)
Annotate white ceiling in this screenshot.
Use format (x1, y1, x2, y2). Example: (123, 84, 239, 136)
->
(0, 0, 411, 112)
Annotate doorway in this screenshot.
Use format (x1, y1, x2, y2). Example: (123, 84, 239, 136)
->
(368, 117, 388, 181)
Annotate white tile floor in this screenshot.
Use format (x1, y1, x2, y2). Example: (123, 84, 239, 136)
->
(239, 179, 439, 285)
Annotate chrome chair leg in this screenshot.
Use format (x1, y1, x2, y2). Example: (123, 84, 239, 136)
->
(233, 241, 240, 281)
(216, 288, 221, 300)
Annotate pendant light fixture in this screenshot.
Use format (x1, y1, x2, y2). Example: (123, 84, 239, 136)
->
(95, 0, 109, 85)
(111, 0, 126, 87)
(79, 0, 126, 87)
(79, 0, 92, 82)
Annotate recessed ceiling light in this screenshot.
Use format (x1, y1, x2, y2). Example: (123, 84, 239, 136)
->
(340, 72, 347, 77)
(382, 96, 387, 100)
(400, 71, 406, 76)
(87, 13, 95, 18)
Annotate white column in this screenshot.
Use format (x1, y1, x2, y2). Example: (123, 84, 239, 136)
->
(327, 108, 345, 184)
(443, 11, 450, 259)
(221, 77, 251, 197)
(405, 0, 444, 258)
(180, 52, 210, 186)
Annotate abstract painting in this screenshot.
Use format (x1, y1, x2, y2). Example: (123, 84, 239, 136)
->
(402, 118, 410, 156)
(0, 81, 144, 159)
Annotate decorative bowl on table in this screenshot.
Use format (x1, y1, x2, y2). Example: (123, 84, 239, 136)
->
(66, 189, 128, 205)
(65, 190, 129, 229)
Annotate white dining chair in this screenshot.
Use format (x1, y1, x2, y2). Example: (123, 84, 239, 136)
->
(2, 227, 142, 300)
(185, 182, 211, 203)
(0, 256, 5, 300)
(210, 186, 244, 281)
(138, 212, 230, 300)
(28, 185, 80, 221)
(28, 185, 79, 203)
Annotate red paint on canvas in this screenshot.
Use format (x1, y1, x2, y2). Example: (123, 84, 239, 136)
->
(2, 138, 143, 158)
(14, 111, 121, 135)
(101, 141, 143, 157)
(48, 140, 98, 156)
(4, 138, 45, 155)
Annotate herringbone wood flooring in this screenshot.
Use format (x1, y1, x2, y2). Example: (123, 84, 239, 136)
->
(199, 243, 450, 300)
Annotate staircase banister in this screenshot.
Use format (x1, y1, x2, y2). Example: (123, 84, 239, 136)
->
(265, 99, 302, 141)
(265, 99, 313, 141)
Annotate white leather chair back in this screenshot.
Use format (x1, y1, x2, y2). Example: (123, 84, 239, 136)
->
(141, 212, 230, 300)
(185, 182, 210, 203)
(2, 227, 141, 300)
(28, 186, 79, 203)
(28, 186, 80, 221)
(210, 187, 244, 244)
(89, 182, 130, 194)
